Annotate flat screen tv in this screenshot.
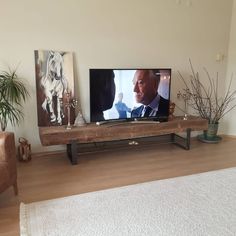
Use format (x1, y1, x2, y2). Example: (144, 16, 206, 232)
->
(90, 69, 171, 123)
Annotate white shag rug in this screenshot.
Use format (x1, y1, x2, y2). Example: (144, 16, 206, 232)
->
(20, 167, 236, 236)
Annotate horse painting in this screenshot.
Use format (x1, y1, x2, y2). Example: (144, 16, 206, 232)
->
(40, 51, 68, 125)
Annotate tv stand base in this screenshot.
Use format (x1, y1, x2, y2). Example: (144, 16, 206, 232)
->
(66, 129, 192, 165)
(39, 117, 208, 165)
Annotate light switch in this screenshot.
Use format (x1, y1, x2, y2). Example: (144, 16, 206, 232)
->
(216, 53, 224, 62)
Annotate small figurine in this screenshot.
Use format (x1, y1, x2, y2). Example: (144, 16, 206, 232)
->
(74, 111, 86, 126)
(168, 101, 176, 120)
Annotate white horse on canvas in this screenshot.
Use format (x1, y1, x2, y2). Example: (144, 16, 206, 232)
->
(41, 51, 68, 125)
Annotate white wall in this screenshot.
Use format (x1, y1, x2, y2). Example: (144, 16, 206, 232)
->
(0, 0, 234, 152)
(224, 0, 236, 135)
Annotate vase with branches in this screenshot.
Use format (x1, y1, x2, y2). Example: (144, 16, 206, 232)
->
(178, 60, 236, 140)
(0, 68, 29, 131)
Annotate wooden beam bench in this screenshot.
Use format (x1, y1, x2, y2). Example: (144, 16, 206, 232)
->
(39, 116, 208, 165)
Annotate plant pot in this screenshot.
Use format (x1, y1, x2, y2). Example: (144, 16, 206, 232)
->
(204, 122, 219, 140)
(198, 122, 222, 143)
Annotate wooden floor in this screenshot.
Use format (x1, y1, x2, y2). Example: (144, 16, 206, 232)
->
(0, 137, 236, 236)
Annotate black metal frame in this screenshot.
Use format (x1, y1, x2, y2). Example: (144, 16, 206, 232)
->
(67, 140, 78, 165)
(170, 128, 191, 150)
(66, 128, 192, 165)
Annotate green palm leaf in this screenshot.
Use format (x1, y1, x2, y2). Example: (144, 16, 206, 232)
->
(0, 68, 29, 131)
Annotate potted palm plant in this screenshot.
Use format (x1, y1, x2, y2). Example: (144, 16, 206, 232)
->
(178, 60, 236, 141)
(0, 68, 29, 131)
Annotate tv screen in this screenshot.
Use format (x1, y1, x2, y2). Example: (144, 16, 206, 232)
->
(90, 69, 171, 123)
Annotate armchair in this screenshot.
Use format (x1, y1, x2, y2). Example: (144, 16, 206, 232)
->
(0, 132, 18, 195)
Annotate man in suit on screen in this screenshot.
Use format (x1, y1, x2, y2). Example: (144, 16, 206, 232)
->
(131, 70, 169, 119)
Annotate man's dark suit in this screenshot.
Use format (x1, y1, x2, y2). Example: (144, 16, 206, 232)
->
(131, 96, 169, 119)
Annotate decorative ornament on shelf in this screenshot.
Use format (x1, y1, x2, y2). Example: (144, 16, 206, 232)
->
(178, 59, 236, 142)
(63, 90, 78, 130)
(168, 101, 176, 120)
(177, 89, 191, 120)
(74, 110, 86, 127)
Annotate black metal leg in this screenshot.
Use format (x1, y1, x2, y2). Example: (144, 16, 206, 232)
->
(171, 128, 191, 150)
(67, 144, 71, 158)
(170, 133, 175, 143)
(66, 141, 78, 165)
(186, 128, 191, 150)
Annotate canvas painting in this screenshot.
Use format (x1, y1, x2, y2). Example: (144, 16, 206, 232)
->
(34, 50, 75, 127)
